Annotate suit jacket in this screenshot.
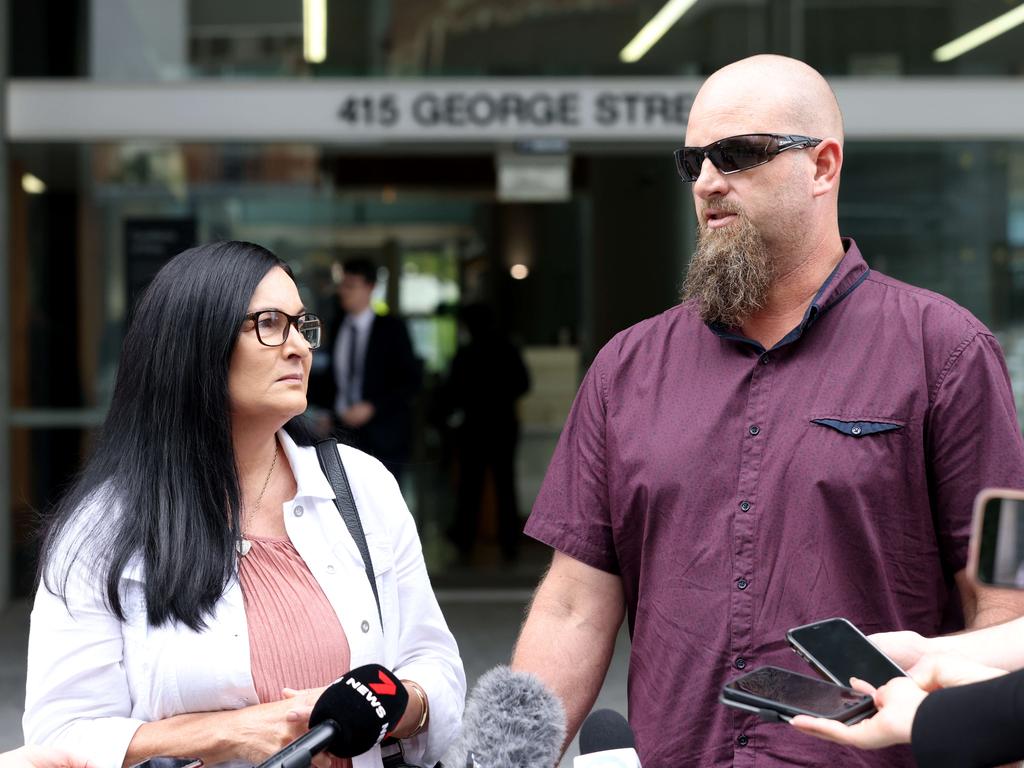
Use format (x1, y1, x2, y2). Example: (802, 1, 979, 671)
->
(310, 308, 422, 466)
(911, 667, 1024, 767)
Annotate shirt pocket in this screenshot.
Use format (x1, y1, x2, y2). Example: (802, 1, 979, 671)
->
(810, 417, 904, 438)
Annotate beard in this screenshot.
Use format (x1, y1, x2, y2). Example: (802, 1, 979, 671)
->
(682, 204, 775, 328)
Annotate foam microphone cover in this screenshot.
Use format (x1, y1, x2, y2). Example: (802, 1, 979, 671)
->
(310, 663, 409, 757)
(443, 666, 566, 768)
(575, 709, 641, 767)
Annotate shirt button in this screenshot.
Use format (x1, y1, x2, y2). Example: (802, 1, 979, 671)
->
(361, 620, 370, 633)
(326, 564, 336, 574)
(748, 425, 760, 436)
(737, 735, 749, 747)
(739, 500, 751, 512)
(737, 578, 749, 590)
(759, 353, 771, 365)
(851, 425, 863, 436)
(735, 657, 747, 670)
(293, 505, 304, 517)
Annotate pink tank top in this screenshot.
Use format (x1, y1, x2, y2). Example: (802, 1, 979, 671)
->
(238, 534, 352, 704)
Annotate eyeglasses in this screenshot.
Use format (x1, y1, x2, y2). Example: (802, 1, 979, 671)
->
(674, 133, 823, 182)
(244, 309, 321, 350)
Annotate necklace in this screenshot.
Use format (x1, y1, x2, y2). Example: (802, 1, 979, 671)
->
(236, 441, 279, 557)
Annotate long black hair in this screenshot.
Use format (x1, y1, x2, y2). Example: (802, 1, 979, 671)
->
(39, 241, 315, 630)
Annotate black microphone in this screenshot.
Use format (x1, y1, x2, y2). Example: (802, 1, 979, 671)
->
(575, 709, 641, 767)
(442, 666, 565, 768)
(256, 664, 409, 768)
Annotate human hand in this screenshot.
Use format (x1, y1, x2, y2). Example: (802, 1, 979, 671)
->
(281, 688, 348, 768)
(790, 676, 926, 749)
(908, 652, 1007, 692)
(341, 402, 375, 428)
(0, 746, 96, 768)
(230, 687, 329, 765)
(868, 630, 931, 670)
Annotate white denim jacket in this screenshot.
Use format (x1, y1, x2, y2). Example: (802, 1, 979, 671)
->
(24, 432, 466, 768)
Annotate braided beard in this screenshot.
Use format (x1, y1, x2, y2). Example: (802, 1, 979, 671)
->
(682, 206, 776, 328)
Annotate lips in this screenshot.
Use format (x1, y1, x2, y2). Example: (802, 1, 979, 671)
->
(704, 210, 738, 229)
(277, 373, 304, 383)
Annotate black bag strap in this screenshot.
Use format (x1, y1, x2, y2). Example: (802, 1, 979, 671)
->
(315, 438, 382, 628)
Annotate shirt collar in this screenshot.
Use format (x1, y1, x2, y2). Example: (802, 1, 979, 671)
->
(277, 429, 336, 501)
(345, 306, 375, 332)
(708, 237, 870, 351)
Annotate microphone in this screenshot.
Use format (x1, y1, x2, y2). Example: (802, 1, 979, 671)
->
(256, 664, 409, 768)
(442, 666, 565, 768)
(574, 709, 641, 767)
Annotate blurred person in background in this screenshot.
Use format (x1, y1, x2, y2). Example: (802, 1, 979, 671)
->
(310, 258, 421, 483)
(440, 303, 530, 563)
(24, 242, 464, 768)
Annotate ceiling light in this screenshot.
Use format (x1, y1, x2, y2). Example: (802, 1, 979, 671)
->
(21, 173, 46, 194)
(620, 0, 700, 63)
(510, 264, 530, 280)
(933, 2, 1024, 62)
(303, 0, 327, 64)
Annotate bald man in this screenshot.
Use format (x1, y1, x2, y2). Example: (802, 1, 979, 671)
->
(511, 55, 1024, 766)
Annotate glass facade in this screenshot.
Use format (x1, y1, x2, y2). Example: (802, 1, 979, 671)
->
(12, 0, 1024, 80)
(7, 0, 1024, 598)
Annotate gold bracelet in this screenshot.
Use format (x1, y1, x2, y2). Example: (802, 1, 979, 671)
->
(403, 680, 429, 738)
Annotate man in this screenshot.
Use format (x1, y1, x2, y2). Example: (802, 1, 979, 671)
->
(511, 54, 1024, 767)
(311, 257, 421, 480)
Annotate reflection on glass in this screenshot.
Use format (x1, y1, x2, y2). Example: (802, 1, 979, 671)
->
(978, 497, 1024, 588)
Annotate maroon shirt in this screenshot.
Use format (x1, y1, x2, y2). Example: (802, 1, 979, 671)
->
(526, 240, 1024, 767)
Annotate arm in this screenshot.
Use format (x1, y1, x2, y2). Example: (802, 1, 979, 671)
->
(874, 614, 1024, 672)
(511, 551, 626, 751)
(25, 564, 323, 768)
(377, 464, 466, 766)
(955, 568, 1024, 631)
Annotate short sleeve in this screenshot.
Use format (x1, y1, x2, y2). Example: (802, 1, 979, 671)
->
(927, 331, 1024, 578)
(524, 344, 619, 573)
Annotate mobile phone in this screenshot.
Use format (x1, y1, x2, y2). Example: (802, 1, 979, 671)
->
(127, 758, 203, 768)
(787, 617, 906, 689)
(969, 487, 1024, 590)
(720, 665, 875, 723)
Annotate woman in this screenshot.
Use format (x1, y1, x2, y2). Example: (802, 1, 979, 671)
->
(24, 242, 465, 768)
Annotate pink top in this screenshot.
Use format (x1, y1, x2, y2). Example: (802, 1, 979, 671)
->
(238, 534, 352, 705)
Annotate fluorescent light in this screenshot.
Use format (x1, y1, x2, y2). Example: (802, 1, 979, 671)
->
(933, 2, 1024, 62)
(620, 0, 700, 63)
(510, 264, 530, 280)
(303, 0, 327, 64)
(21, 173, 46, 194)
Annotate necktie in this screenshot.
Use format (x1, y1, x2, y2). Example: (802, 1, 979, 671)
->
(346, 322, 360, 407)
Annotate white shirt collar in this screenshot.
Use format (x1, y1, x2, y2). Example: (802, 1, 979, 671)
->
(277, 429, 335, 500)
(347, 306, 375, 332)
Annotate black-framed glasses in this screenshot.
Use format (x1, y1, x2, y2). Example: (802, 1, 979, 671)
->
(674, 133, 823, 182)
(244, 309, 322, 350)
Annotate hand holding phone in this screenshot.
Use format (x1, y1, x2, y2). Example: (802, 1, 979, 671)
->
(720, 666, 875, 724)
(787, 617, 906, 689)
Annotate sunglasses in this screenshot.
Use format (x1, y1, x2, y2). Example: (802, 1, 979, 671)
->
(674, 133, 823, 182)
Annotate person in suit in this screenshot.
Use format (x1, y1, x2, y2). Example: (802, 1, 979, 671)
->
(312, 258, 421, 482)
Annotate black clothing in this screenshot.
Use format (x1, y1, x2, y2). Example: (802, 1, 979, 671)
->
(911, 668, 1024, 767)
(309, 310, 421, 478)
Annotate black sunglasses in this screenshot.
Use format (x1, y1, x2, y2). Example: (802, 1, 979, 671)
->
(244, 309, 322, 350)
(674, 133, 823, 182)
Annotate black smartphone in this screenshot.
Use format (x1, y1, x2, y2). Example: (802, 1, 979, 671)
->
(720, 665, 875, 723)
(787, 617, 906, 689)
(127, 759, 203, 768)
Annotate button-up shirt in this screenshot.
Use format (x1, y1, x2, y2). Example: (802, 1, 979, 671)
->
(334, 306, 376, 413)
(25, 432, 465, 768)
(525, 239, 1024, 767)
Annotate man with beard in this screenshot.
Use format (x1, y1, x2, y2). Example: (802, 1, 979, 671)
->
(510, 54, 1024, 766)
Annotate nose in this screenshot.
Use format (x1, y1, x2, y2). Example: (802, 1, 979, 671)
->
(692, 155, 729, 200)
(283, 321, 311, 358)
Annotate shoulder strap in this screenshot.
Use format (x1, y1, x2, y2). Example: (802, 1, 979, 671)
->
(315, 438, 382, 628)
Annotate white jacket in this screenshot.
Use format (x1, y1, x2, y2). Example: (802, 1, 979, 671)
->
(24, 432, 466, 768)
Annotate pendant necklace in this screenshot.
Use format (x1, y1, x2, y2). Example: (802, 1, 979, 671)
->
(237, 441, 279, 557)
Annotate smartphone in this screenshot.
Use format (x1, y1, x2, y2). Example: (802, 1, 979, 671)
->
(787, 617, 906, 689)
(720, 665, 875, 723)
(969, 487, 1024, 590)
(127, 759, 203, 768)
